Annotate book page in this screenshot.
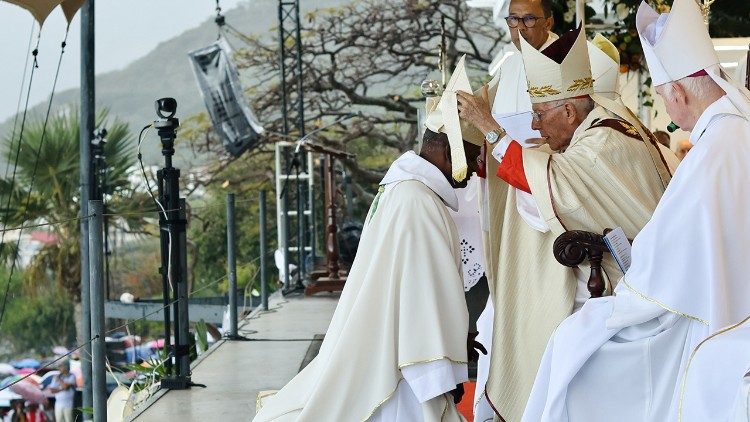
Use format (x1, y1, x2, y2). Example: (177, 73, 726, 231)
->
(604, 227, 632, 273)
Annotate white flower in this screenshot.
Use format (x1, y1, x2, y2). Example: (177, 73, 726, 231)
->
(616, 3, 629, 20)
(564, 10, 575, 23)
(567, 0, 576, 8)
(612, 0, 620, 4)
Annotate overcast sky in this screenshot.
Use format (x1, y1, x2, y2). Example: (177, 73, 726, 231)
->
(0, 0, 247, 122)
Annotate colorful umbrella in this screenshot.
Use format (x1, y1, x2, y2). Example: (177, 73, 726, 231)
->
(40, 371, 59, 390)
(0, 388, 23, 407)
(0, 375, 23, 389)
(0, 363, 17, 376)
(17, 368, 35, 376)
(9, 380, 46, 405)
(12, 358, 40, 369)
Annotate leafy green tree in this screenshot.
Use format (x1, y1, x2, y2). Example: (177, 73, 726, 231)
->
(0, 269, 76, 357)
(0, 108, 152, 340)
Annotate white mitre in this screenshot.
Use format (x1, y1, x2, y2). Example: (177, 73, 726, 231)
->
(636, 0, 750, 118)
(588, 33, 620, 99)
(519, 25, 594, 104)
(424, 55, 484, 183)
(636, 0, 718, 86)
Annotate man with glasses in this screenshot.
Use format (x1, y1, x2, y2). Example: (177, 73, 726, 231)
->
(458, 26, 674, 421)
(469, 2, 558, 421)
(522, 1, 750, 420)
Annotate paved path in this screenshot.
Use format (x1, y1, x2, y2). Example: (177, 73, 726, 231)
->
(128, 292, 339, 421)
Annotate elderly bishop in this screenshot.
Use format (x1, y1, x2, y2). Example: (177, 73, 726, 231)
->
(457, 25, 676, 421)
(521, 1, 750, 421)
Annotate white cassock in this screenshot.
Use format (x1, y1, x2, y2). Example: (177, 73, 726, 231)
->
(253, 151, 469, 422)
(522, 90, 750, 422)
(473, 34, 563, 422)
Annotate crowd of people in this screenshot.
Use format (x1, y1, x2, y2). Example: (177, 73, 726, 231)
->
(1, 361, 76, 422)
(252, 0, 749, 421)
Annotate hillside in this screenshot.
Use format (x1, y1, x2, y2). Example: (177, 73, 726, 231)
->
(0, 0, 349, 166)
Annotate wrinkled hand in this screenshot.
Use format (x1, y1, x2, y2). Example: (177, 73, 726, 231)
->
(467, 331, 488, 363)
(456, 90, 500, 135)
(450, 382, 465, 404)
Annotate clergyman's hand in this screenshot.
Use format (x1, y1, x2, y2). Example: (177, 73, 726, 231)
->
(467, 331, 488, 362)
(456, 90, 502, 135)
(450, 382, 465, 404)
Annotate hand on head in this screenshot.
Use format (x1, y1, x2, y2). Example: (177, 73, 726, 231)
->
(456, 90, 502, 135)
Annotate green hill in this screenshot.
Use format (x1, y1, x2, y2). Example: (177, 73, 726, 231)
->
(0, 0, 348, 166)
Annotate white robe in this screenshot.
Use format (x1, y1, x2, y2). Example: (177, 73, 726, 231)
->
(253, 151, 469, 422)
(474, 35, 560, 422)
(522, 95, 750, 422)
(681, 320, 750, 422)
(448, 177, 485, 292)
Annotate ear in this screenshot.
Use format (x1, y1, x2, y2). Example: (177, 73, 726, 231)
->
(545, 16, 554, 31)
(673, 83, 689, 106)
(564, 103, 576, 124)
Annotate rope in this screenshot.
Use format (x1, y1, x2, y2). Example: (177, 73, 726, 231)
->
(0, 30, 59, 334)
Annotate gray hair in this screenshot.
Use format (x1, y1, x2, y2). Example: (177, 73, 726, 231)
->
(660, 75, 722, 102)
(548, 96, 595, 118)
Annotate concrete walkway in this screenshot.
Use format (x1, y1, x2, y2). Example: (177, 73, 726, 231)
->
(128, 292, 339, 421)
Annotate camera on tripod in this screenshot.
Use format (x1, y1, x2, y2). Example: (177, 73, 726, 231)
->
(154, 97, 180, 158)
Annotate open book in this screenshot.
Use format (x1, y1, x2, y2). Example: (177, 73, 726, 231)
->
(603, 227, 632, 273)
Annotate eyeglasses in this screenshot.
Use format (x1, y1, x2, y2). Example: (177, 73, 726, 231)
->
(531, 103, 568, 121)
(505, 15, 546, 29)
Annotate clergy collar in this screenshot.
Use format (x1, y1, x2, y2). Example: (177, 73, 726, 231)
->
(689, 95, 742, 145)
(568, 105, 611, 150)
(380, 151, 460, 211)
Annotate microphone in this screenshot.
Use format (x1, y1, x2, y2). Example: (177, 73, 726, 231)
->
(293, 112, 359, 154)
(667, 122, 679, 133)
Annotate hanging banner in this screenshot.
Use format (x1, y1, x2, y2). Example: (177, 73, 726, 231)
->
(188, 39, 264, 157)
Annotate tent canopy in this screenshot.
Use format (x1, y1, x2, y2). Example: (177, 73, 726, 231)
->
(4, 0, 84, 25)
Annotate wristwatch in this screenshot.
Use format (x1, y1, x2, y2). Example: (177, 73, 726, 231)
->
(484, 128, 504, 145)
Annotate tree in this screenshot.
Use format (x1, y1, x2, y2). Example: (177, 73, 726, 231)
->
(0, 108, 152, 339)
(171, 0, 504, 286)
(182, 0, 503, 207)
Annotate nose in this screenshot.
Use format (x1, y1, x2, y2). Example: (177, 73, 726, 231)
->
(531, 117, 541, 131)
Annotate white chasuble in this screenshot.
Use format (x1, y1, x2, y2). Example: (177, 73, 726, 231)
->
(522, 95, 750, 422)
(253, 152, 469, 422)
(486, 105, 670, 422)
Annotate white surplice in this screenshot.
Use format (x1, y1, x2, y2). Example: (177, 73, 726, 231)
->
(522, 91, 750, 422)
(253, 151, 468, 422)
(448, 177, 486, 292)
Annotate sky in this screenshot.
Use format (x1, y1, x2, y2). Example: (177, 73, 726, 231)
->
(0, 0, 247, 122)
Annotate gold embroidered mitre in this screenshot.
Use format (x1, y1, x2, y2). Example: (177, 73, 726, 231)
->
(520, 25, 594, 104)
(588, 33, 620, 99)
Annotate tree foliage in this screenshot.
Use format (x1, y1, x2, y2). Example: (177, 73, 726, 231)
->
(0, 109, 152, 300)
(183, 0, 503, 208)
(0, 265, 75, 357)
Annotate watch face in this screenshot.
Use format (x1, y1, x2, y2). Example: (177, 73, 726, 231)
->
(486, 130, 498, 144)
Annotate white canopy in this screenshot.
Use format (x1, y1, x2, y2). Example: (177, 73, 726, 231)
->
(4, 0, 84, 25)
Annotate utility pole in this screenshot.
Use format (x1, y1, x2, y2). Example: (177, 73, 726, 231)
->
(88, 200, 106, 422)
(79, 0, 95, 417)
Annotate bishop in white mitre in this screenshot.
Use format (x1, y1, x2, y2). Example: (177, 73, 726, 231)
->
(471, 1, 559, 419)
(521, 1, 750, 421)
(457, 23, 676, 421)
(253, 57, 486, 422)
